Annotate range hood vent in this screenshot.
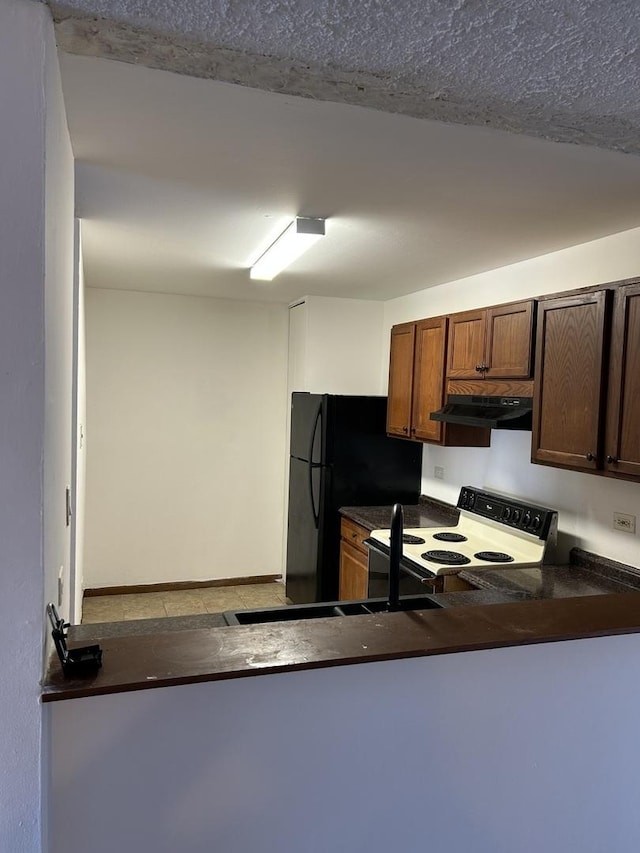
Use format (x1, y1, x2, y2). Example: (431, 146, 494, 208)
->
(430, 394, 533, 430)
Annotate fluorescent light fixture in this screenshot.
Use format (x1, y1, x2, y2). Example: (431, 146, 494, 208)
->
(250, 217, 326, 281)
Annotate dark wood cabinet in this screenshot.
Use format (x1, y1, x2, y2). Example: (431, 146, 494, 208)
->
(386, 323, 415, 437)
(605, 282, 640, 478)
(447, 301, 534, 380)
(447, 309, 486, 379)
(387, 317, 490, 447)
(411, 317, 448, 442)
(339, 519, 369, 601)
(532, 291, 609, 471)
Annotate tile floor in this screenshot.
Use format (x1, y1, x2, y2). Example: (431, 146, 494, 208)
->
(81, 582, 288, 624)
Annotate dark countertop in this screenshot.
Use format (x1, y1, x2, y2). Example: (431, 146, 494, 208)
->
(42, 592, 640, 702)
(68, 612, 228, 643)
(340, 494, 459, 531)
(459, 548, 640, 599)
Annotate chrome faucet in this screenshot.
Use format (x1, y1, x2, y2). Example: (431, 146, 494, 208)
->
(388, 502, 404, 611)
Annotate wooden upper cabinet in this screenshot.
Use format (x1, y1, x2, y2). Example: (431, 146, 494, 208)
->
(411, 317, 447, 442)
(387, 318, 490, 447)
(532, 291, 609, 471)
(447, 310, 486, 379)
(447, 301, 534, 380)
(605, 282, 640, 478)
(386, 323, 415, 437)
(484, 301, 534, 379)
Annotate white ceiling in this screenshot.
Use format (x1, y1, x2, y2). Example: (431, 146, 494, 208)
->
(55, 4, 640, 303)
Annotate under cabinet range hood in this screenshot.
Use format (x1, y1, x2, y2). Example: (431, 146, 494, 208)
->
(430, 395, 533, 430)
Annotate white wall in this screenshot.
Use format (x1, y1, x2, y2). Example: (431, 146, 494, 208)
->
(44, 39, 76, 621)
(84, 288, 289, 587)
(70, 222, 87, 622)
(289, 295, 384, 394)
(48, 632, 640, 853)
(383, 226, 640, 565)
(0, 2, 74, 851)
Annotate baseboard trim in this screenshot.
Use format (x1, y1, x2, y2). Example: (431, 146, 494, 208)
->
(84, 574, 282, 597)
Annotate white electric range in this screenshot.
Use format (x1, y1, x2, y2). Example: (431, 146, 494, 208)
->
(367, 486, 558, 595)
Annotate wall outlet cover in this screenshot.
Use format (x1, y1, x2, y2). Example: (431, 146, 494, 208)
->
(613, 512, 636, 534)
(434, 466, 445, 480)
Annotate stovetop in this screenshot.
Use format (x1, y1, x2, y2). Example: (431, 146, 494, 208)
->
(369, 486, 558, 577)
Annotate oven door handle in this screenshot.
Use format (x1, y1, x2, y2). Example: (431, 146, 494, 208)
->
(401, 562, 437, 586)
(364, 539, 437, 586)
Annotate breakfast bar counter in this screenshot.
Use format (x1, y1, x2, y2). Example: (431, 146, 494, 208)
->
(42, 589, 640, 702)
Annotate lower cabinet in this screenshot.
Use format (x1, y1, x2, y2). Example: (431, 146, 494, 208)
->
(339, 519, 370, 600)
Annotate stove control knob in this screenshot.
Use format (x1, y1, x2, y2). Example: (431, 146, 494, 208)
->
(532, 515, 542, 530)
(468, 493, 476, 507)
(523, 511, 532, 527)
(512, 509, 521, 524)
(503, 507, 512, 521)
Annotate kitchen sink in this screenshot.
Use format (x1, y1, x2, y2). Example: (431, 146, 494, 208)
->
(223, 594, 444, 626)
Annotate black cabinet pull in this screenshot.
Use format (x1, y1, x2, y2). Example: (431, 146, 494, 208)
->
(585, 452, 595, 461)
(475, 364, 483, 372)
(402, 426, 408, 433)
(607, 455, 618, 464)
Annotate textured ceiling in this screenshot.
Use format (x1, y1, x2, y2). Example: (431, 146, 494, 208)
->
(51, 0, 640, 154)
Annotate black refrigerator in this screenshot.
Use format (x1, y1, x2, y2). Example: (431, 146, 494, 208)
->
(285, 393, 422, 604)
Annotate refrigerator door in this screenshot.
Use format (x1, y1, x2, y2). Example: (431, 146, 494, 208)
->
(290, 393, 325, 463)
(285, 456, 325, 603)
(285, 394, 422, 604)
(325, 396, 422, 506)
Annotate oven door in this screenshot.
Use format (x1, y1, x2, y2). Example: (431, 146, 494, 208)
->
(367, 540, 432, 598)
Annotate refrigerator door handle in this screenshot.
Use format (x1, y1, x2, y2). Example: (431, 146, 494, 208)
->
(308, 460, 321, 530)
(307, 403, 323, 529)
(307, 402, 322, 466)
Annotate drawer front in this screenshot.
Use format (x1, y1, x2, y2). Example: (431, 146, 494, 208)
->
(340, 518, 370, 554)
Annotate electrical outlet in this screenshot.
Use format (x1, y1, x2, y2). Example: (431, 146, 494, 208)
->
(613, 512, 636, 534)
(434, 466, 445, 480)
(57, 567, 64, 607)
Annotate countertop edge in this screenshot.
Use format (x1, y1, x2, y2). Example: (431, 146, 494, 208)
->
(41, 592, 640, 703)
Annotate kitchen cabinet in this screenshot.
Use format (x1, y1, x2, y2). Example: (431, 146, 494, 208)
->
(532, 290, 609, 471)
(386, 322, 416, 438)
(447, 300, 534, 380)
(604, 282, 640, 478)
(339, 518, 369, 600)
(387, 317, 490, 447)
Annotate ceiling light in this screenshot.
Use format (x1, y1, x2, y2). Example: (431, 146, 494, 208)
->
(250, 217, 326, 281)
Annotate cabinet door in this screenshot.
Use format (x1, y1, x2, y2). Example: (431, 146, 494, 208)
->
(605, 283, 640, 478)
(411, 317, 447, 442)
(339, 540, 369, 600)
(447, 310, 486, 379)
(386, 323, 415, 437)
(532, 292, 609, 470)
(484, 300, 534, 379)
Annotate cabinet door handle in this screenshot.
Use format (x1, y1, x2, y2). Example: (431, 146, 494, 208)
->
(475, 364, 483, 372)
(402, 426, 408, 433)
(585, 452, 595, 462)
(607, 455, 618, 464)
